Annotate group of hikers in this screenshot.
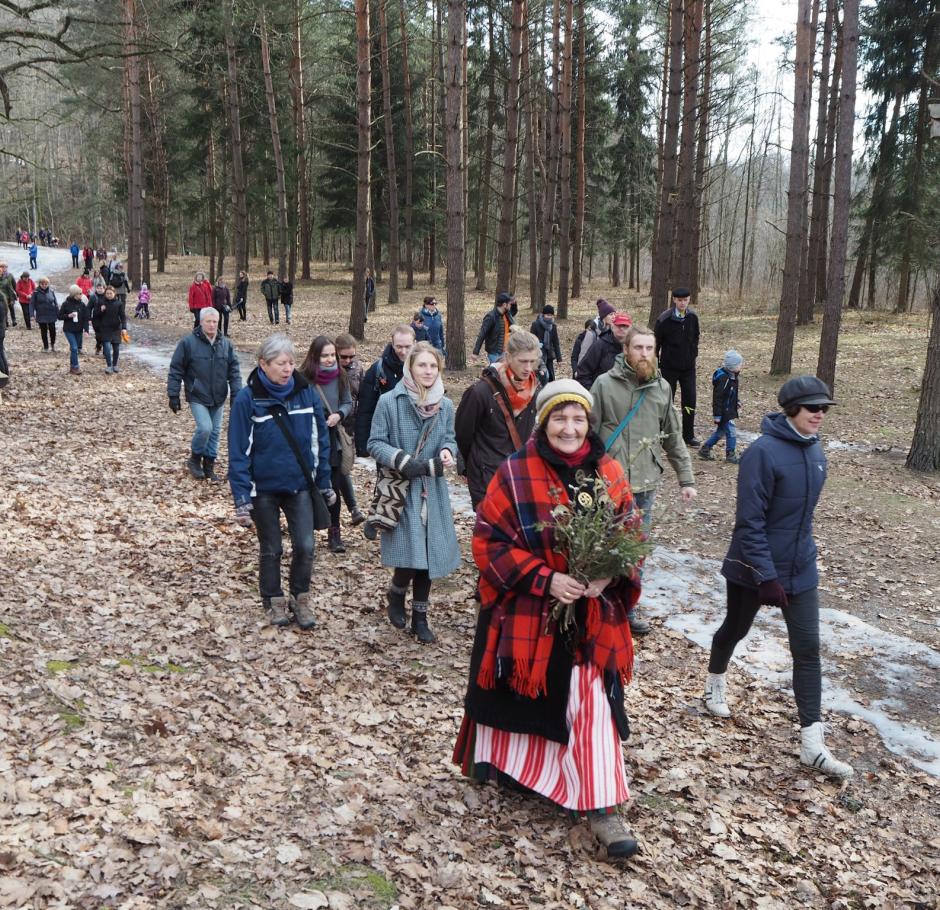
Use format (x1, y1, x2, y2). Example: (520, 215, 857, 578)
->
(187, 269, 293, 334)
(164, 282, 853, 862)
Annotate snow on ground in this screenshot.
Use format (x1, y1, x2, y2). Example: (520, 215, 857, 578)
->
(0, 240, 74, 282)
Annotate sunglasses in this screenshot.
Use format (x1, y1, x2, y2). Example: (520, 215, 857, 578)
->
(802, 404, 829, 414)
(338, 354, 355, 361)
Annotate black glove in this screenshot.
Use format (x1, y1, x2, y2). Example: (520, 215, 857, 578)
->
(400, 458, 428, 480)
(758, 579, 789, 609)
(169, 396, 181, 413)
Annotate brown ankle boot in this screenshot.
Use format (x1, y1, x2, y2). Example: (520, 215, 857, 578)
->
(290, 593, 316, 630)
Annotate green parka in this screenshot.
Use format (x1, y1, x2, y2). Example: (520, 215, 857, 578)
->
(591, 354, 694, 494)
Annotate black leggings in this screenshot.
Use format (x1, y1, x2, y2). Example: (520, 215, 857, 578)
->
(708, 581, 821, 727)
(391, 568, 432, 602)
(328, 470, 358, 525)
(40, 323, 56, 349)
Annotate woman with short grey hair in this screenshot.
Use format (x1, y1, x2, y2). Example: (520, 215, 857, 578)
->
(228, 334, 334, 629)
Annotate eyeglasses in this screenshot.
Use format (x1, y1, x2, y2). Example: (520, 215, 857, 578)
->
(802, 404, 829, 414)
(338, 354, 355, 361)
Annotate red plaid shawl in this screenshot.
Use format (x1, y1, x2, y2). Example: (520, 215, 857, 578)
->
(472, 438, 639, 698)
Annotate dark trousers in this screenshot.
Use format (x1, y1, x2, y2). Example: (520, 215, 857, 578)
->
(542, 359, 556, 383)
(71, 254, 79, 268)
(217, 307, 230, 336)
(236, 300, 247, 321)
(39, 322, 56, 350)
(266, 299, 280, 324)
(661, 366, 697, 443)
(192, 309, 201, 328)
(18, 302, 29, 329)
(391, 567, 432, 602)
(708, 581, 822, 727)
(328, 469, 358, 525)
(253, 491, 315, 601)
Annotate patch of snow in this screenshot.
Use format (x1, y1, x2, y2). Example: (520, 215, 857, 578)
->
(642, 546, 940, 777)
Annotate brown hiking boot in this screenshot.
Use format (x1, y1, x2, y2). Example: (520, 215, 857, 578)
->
(589, 812, 640, 860)
(266, 596, 292, 627)
(291, 593, 316, 630)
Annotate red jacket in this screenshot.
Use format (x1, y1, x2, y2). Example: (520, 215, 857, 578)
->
(188, 280, 213, 311)
(16, 277, 35, 305)
(76, 275, 93, 296)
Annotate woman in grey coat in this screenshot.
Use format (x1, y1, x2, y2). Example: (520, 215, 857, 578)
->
(368, 341, 460, 643)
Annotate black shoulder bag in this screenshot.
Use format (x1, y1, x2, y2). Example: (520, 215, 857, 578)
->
(267, 404, 332, 530)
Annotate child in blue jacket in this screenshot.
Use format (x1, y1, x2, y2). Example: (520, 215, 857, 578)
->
(699, 350, 742, 464)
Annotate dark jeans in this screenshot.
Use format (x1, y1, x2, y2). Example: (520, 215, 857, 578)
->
(39, 322, 56, 350)
(217, 307, 230, 336)
(65, 330, 83, 368)
(102, 340, 121, 368)
(29, 256, 37, 269)
(661, 366, 697, 443)
(283, 303, 292, 323)
(71, 254, 80, 268)
(542, 359, 556, 383)
(6, 300, 17, 326)
(253, 491, 315, 601)
(266, 299, 280, 324)
(192, 309, 201, 328)
(708, 581, 822, 727)
(236, 300, 247, 321)
(391, 567, 432, 602)
(328, 469, 358, 525)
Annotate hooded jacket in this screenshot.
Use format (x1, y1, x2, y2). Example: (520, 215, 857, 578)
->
(167, 326, 243, 408)
(455, 366, 539, 507)
(355, 343, 406, 455)
(58, 295, 89, 334)
(654, 307, 700, 372)
(591, 354, 694, 494)
(228, 368, 331, 508)
(260, 276, 280, 303)
(15, 276, 35, 306)
(0, 272, 17, 306)
(188, 280, 213, 312)
(722, 412, 826, 595)
(420, 305, 446, 352)
(530, 316, 562, 365)
(29, 286, 59, 324)
(92, 294, 127, 343)
(575, 328, 621, 389)
(711, 367, 740, 422)
(473, 306, 514, 356)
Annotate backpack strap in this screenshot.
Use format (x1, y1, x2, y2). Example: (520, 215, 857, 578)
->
(483, 374, 523, 451)
(603, 390, 647, 453)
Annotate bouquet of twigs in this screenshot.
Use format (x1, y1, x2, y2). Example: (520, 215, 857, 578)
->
(540, 474, 651, 630)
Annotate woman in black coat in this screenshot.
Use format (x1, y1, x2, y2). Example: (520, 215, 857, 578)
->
(235, 270, 249, 321)
(93, 286, 126, 374)
(58, 285, 90, 375)
(29, 278, 59, 352)
(213, 277, 232, 337)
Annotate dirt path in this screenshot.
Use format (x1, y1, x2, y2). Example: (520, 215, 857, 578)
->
(1, 278, 938, 908)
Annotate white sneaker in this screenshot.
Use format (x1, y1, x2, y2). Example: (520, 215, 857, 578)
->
(800, 722, 854, 779)
(704, 672, 731, 717)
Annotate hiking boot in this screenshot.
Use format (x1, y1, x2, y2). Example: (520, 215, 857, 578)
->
(291, 593, 317, 630)
(187, 453, 205, 480)
(349, 510, 366, 526)
(387, 584, 407, 629)
(328, 526, 346, 553)
(411, 602, 436, 643)
(266, 595, 292, 627)
(698, 445, 714, 461)
(725, 450, 740, 465)
(704, 672, 731, 717)
(588, 812, 640, 860)
(104, 366, 113, 374)
(202, 456, 221, 482)
(627, 609, 651, 636)
(800, 722, 854, 779)
(69, 366, 81, 376)
(687, 437, 702, 448)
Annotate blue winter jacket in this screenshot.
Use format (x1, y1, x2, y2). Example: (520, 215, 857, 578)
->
(420, 305, 446, 353)
(722, 412, 827, 595)
(228, 368, 331, 508)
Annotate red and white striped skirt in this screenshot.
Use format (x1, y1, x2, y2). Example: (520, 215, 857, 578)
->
(472, 662, 630, 812)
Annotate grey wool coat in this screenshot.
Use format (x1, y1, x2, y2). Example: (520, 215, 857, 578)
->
(367, 383, 461, 580)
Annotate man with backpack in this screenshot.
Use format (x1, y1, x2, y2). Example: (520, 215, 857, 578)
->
(354, 324, 415, 456)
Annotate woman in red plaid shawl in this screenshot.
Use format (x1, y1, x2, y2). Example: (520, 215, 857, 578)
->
(453, 379, 642, 860)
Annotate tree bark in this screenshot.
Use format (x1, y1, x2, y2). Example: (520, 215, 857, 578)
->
(223, 1, 248, 274)
(291, 0, 311, 281)
(570, 0, 586, 299)
(444, 0, 466, 368)
(522, 18, 538, 311)
(555, 0, 574, 318)
(474, 3, 498, 291)
(649, 0, 684, 322)
(907, 284, 940, 471)
(816, 0, 858, 393)
(259, 14, 288, 284)
(124, 0, 143, 289)
(770, 0, 813, 375)
(398, 0, 416, 289)
(495, 0, 525, 294)
(378, 0, 400, 304)
(689, 0, 710, 301)
(350, 0, 371, 338)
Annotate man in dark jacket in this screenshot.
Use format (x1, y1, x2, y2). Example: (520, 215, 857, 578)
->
(420, 296, 446, 353)
(354, 324, 415, 456)
(575, 312, 632, 389)
(704, 375, 853, 780)
(530, 304, 562, 383)
(654, 286, 701, 446)
(261, 271, 281, 325)
(0, 262, 17, 328)
(167, 307, 243, 481)
(473, 292, 515, 363)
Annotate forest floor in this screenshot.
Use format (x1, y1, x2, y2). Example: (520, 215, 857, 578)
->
(1, 252, 938, 910)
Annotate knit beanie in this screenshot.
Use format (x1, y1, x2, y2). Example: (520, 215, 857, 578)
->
(723, 350, 743, 370)
(535, 379, 594, 426)
(596, 298, 615, 320)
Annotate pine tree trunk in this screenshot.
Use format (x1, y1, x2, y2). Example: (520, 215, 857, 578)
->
(690, 0, 710, 302)
(223, 0, 248, 273)
(350, 0, 371, 338)
(398, 0, 416, 289)
(495, 0, 525, 294)
(770, 0, 814, 375)
(124, 0, 143, 289)
(474, 3, 498, 292)
(378, 0, 400, 304)
(444, 0, 466, 369)
(291, 0, 311, 281)
(523, 20, 539, 309)
(555, 0, 574, 318)
(649, 0, 684, 322)
(571, 0, 586, 299)
(259, 15, 288, 284)
(907, 284, 940, 471)
(816, 0, 858, 393)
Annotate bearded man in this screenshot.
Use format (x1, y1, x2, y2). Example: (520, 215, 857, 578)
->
(591, 326, 696, 635)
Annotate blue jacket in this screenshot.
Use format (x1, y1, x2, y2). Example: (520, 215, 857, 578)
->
(420, 305, 446, 353)
(167, 327, 242, 408)
(228, 368, 331, 508)
(710, 367, 740, 422)
(722, 412, 827, 595)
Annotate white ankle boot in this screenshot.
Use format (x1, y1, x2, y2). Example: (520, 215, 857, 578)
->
(704, 672, 731, 717)
(800, 722, 854, 779)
